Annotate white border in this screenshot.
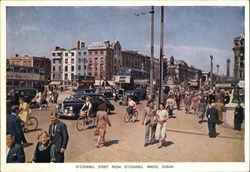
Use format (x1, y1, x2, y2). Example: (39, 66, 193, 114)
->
(1, 1, 249, 172)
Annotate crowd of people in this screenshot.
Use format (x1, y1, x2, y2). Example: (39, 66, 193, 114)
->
(6, 85, 245, 163)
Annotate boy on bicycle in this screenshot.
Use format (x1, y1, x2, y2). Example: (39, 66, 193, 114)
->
(127, 97, 137, 123)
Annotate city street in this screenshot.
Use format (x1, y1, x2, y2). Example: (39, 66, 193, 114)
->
(23, 91, 244, 162)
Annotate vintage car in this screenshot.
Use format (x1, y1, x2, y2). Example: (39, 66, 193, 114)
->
(118, 89, 147, 106)
(56, 93, 115, 119)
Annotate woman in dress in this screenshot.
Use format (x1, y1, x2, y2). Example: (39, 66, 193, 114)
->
(155, 103, 169, 148)
(32, 131, 57, 163)
(96, 103, 111, 148)
(197, 98, 207, 123)
(18, 98, 31, 130)
(191, 93, 200, 115)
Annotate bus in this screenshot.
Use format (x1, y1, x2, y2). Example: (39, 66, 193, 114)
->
(115, 68, 149, 90)
(73, 75, 95, 93)
(7, 64, 45, 92)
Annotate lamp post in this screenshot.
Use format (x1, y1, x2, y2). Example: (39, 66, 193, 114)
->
(149, 6, 154, 97)
(159, 6, 164, 105)
(210, 55, 213, 90)
(216, 64, 219, 81)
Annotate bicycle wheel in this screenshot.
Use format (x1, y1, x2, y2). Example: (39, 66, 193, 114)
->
(76, 116, 88, 131)
(27, 117, 38, 131)
(124, 113, 130, 123)
(134, 111, 139, 121)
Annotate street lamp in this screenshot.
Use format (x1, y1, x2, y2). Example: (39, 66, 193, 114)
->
(210, 55, 213, 90)
(216, 64, 219, 81)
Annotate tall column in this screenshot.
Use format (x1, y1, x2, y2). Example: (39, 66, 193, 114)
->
(210, 55, 213, 89)
(226, 58, 230, 78)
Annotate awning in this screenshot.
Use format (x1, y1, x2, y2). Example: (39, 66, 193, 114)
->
(49, 81, 62, 85)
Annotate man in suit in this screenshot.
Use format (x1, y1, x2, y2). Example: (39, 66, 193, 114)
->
(6, 132, 25, 163)
(142, 100, 156, 147)
(7, 105, 29, 146)
(206, 103, 219, 138)
(48, 112, 69, 163)
(234, 103, 244, 131)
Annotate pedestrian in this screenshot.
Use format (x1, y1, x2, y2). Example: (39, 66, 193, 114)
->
(18, 98, 32, 131)
(60, 86, 63, 92)
(35, 90, 43, 109)
(48, 112, 69, 163)
(206, 103, 219, 138)
(6, 132, 25, 163)
(96, 103, 112, 148)
(166, 95, 175, 118)
(197, 98, 207, 123)
(223, 92, 230, 105)
(234, 103, 244, 131)
(208, 91, 215, 105)
(127, 96, 137, 123)
(215, 99, 226, 124)
(52, 90, 59, 103)
(175, 91, 182, 110)
(155, 103, 169, 148)
(7, 105, 29, 146)
(141, 100, 157, 147)
(191, 93, 200, 115)
(32, 130, 57, 163)
(183, 92, 192, 114)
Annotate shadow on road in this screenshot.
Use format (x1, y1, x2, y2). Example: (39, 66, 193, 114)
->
(162, 141, 174, 147)
(104, 140, 119, 147)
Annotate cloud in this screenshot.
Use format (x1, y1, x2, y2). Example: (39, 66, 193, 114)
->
(20, 26, 39, 32)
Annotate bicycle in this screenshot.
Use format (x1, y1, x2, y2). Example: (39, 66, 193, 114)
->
(124, 110, 138, 123)
(76, 114, 96, 131)
(21, 116, 38, 133)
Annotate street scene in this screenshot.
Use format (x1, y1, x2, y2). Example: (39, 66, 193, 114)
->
(3, 4, 247, 170)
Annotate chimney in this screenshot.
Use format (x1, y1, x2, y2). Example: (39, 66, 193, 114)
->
(55, 46, 60, 50)
(15, 54, 19, 57)
(77, 40, 81, 50)
(226, 58, 230, 78)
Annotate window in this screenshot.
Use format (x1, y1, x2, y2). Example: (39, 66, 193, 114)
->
(101, 51, 104, 55)
(53, 74, 55, 78)
(78, 58, 81, 63)
(78, 52, 81, 56)
(95, 51, 98, 55)
(65, 74, 68, 79)
(71, 52, 74, 56)
(84, 65, 86, 70)
(53, 66, 55, 71)
(89, 51, 92, 55)
(71, 66, 74, 72)
(78, 65, 81, 70)
(59, 66, 61, 71)
(65, 66, 68, 71)
(52, 53, 56, 56)
(71, 74, 74, 79)
(65, 59, 68, 63)
(65, 53, 68, 56)
(84, 52, 87, 55)
(71, 58, 74, 63)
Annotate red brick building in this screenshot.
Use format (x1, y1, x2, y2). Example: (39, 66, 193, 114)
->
(9, 55, 51, 81)
(88, 41, 114, 80)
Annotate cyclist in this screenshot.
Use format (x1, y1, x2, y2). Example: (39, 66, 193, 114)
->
(127, 96, 137, 123)
(80, 96, 93, 122)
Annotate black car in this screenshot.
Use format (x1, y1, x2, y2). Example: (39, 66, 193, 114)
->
(56, 93, 115, 119)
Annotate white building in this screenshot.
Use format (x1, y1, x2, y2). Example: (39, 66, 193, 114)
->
(51, 40, 88, 86)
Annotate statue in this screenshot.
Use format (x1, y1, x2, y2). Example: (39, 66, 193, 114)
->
(170, 56, 174, 65)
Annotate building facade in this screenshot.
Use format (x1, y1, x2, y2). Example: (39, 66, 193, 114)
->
(163, 56, 202, 87)
(88, 40, 115, 80)
(51, 40, 88, 86)
(9, 55, 51, 82)
(233, 33, 245, 80)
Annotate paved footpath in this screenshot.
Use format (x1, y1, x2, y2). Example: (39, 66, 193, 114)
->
(23, 92, 244, 162)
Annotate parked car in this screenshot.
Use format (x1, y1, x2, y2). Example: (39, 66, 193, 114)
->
(56, 93, 115, 119)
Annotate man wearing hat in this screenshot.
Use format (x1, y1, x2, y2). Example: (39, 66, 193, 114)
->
(206, 103, 219, 138)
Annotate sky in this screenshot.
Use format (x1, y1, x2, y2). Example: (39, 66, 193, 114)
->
(6, 6, 245, 75)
